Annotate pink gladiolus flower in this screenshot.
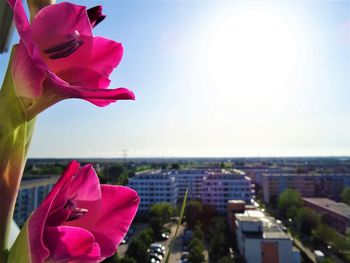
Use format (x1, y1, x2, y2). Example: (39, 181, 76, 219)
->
(7, 0, 135, 118)
(28, 161, 139, 262)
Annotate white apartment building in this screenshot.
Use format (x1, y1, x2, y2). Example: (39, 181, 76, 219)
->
(127, 171, 178, 212)
(236, 210, 300, 263)
(201, 170, 254, 213)
(128, 169, 254, 214)
(14, 176, 58, 226)
(173, 169, 208, 200)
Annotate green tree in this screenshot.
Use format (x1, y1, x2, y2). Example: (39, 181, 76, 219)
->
(277, 189, 302, 219)
(296, 207, 320, 235)
(185, 201, 203, 229)
(208, 217, 229, 262)
(120, 256, 137, 263)
(217, 256, 235, 263)
(199, 204, 217, 227)
(342, 187, 350, 205)
(138, 228, 154, 246)
(149, 203, 173, 237)
(193, 225, 204, 240)
(188, 238, 205, 263)
(126, 238, 149, 262)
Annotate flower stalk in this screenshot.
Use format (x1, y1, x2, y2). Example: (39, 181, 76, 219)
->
(0, 49, 36, 262)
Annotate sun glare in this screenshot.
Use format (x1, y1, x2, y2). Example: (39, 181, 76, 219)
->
(207, 7, 298, 110)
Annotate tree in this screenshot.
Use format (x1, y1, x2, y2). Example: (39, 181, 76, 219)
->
(199, 204, 217, 226)
(185, 201, 203, 229)
(120, 257, 137, 263)
(149, 203, 173, 237)
(193, 225, 204, 240)
(277, 189, 302, 219)
(126, 239, 149, 262)
(342, 187, 350, 205)
(217, 256, 235, 263)
(208, 217, 229, 262)
(188, 238, 205, 263)
(209, 234, 227, 262)
(296, 208, 320, 236)
(138, 228, 154, 246)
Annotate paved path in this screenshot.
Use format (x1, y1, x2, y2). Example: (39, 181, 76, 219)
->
(291, 235, 316, 263)
(166, 223, 208, 263)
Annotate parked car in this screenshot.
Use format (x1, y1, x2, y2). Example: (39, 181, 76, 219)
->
(148, 247, 165, 257)
(150, 243, 165, 252)
(149, 252, 163, 262)
(160, 232, 170, 240)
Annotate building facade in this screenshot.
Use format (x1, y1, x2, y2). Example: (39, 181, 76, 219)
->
(127, 171, 178, 212)
(303, 198, 350, 235)
(173, 169, 208, 200)
(235, 210, 300, 263)
(128, 169, 254, 214)
(262, 173, 350, 203)
(14, 176, 58, 226)
(201, 170, 254, 213)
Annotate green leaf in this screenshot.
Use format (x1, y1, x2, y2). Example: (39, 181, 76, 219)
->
(0, 47, 36, 261)
(164, 188, 188, 263)
(7, 221, 31, 263)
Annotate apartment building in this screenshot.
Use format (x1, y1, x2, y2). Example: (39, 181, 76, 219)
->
(236, 210, 300, 263)
(262, 173, 350, 203)
(128, 169, 254, 214)
(14, 176, 58, 226)
(173, 169, 208, 200)
(201, 170, 254, 213)
(127, 171, 178, 212)
(303, 198, 350, 235)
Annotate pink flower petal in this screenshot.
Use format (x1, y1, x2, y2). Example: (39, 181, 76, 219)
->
(56, 68, 111, 89)
(90, 185, 139, 257)
(30, 3, 92, 52)
(28, 161, 80, 263)
(12, 43, 46, 98)
(63, 86, 135, 107)
(47, 37, 123, 79)
(63, 165, 102, 229)
(45, 226, 101, 261)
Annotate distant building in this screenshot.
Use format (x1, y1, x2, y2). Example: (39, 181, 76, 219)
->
(262, 173, 350, 203)
(235, 209, 300, 263)
(173, 169, 208, 200)
(127, 169, 254, 214)
(127, 171, 178, 212)
(14, 176, 58, 226)
(201, 170, 254, 213)
(303, 198, 350, 235)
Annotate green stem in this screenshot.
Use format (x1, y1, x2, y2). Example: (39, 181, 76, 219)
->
(0, 50, 36, 262)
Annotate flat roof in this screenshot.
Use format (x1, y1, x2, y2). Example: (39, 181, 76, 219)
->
(303, 198, 350, 219)
(236, 210, 289, 239)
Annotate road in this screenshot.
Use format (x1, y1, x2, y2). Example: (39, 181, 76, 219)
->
(166, 223, 208, 263)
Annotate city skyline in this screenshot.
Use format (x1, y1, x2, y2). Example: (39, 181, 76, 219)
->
(0, 0, 349, 158)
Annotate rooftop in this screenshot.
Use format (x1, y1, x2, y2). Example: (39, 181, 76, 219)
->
(236, 210, 289, 240)
(303, 198, 350, 219)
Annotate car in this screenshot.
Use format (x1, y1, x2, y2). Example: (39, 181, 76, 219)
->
(150, 258, 161, 263)
(150, 243, 165, 252)
(149, 252, 163, 262)
(181, 251, 190, 261)
(121, 235, 128, 244)
(160, 232, 170, 240)
(148, 247, 165, 257)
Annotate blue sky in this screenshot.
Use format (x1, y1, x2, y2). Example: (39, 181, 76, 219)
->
(1, 0, 349, 158)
